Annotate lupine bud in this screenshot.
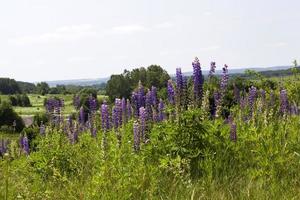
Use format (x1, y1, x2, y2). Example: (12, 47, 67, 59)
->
(132, 92, 139, 117)
(167, 80, 175, 105)
(145, 91, 153, 121)
(101, 102, 110, 131)
(138, 81, 145, 108)
(139, 107, 146, 141)
(89, 95, 97, 113)
(233, 84, 240, 103)
(248, 86, 257, 114)
(209, 62, 216, 77)
(121, 97, 127, 122)
(151, 86, 158, 107)
(40, 121, 45, 135)
(220, 64, 229, 92)
(280, 89, 289, 114)
(126, 99, 132, 120)
(133, 121, 140, 151)
(176, 68, 183, 98)
(158, 99, 165, 121)
(79, 106, 85, 124)
(192, 57, 203, 104)
(21, 135, 30, 155)
(112, 98, 122, 129)
(230, 122, 237, 142)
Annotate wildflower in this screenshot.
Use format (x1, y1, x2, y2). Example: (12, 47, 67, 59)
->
(89, 95, 97, 113)
(151, 86, 158, 107)
(126, 99, 132, 120)
(79, 106, 85, 124)
(167, 80, 175, 105)
(112, 98, 122, 129)
(139, 107, 146, 141)
(133, 121, 140, 151)
(280, 89, 289, 114)
(192, 57, 203, 104)
(230, 122, 237, 142)
(158, 99, 165, 121)
(209, 62, 216, 77)
(20, 135, 30, 155)
(101, 102, 110, 131)
(40, 121, 45, 135)
(248, 86, 257, 114)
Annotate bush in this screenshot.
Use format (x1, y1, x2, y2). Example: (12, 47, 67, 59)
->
(0, 101, 25, 132)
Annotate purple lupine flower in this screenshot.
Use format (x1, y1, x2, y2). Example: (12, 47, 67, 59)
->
(101, 102, 110, 131)
(121, 98, 127, 121)
(131, 92, 139, 117)
(230, 122, 237, 142)
(182, 76, 188, 109)
(21, 135, 30, 155)
(213, 91, 221, 117)
(133, 121, 140, 151)
(151, 86, 158, 107)
(0, 139, 9, 156)
(240, 95, 247, 110)
(40, 121, 45, 135)
(209, 62, 216, 77)
(126, 99, 132, 120)
(248, 86, 257, 113)
(260, 89, 266, 107)
(233, 84, 240, 103)
(269, 90, 275, 108)
(145, 90, 153, 121)
(138, 81, 145, 108)
(220, 64, 229, 92)
(139, 107, 146, 141)
(73, 95, 81, 110)
(158, 99, 165, 122)
(112, 98, 122, 129)
(192, 57, 203, 104)
(89, 95, 97, 113)
(290, 103, 299, 115)
(176, 68, 183, 98)
(79, 106, 85, 124)
(167, 80, 175, 105)
(280, 89, 289, 114)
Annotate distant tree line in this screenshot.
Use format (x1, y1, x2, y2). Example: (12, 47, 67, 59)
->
(105, 65, 170, 101)
(0, 78, 106, 95)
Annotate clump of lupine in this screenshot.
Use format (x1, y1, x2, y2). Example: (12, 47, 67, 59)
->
(5, 57, 300, 157)
(45, 97, 64, 126)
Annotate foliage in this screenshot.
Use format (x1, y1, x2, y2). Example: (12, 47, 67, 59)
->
(0, 78, 21, 94)
(0, 101, 24, 132)
(8, 94, 31, 107)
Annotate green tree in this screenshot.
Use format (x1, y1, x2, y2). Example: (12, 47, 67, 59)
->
(106, 74, 131, 102)
(36, 82, 50, 95)
(0, 101, 25, 132)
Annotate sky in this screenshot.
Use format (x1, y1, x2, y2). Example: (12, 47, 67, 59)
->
(0, 0, 300, 82)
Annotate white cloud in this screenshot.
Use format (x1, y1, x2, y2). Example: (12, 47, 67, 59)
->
(203, 11, 213, 16)
(9, 24, 97, 45)
(112, 25, 148, 34)
(199, 45, 220, 51)
(268, 42, 288, 47)
(154, 22, 174, 29)
(67, 56, 95, 63)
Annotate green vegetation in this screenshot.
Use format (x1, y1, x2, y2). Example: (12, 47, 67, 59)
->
(0, 62, 300, 199)
(106, 65, 170, 101)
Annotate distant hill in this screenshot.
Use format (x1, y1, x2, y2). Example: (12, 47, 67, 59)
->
(45, 77, 109, 87)
(43, 66, 293, 86)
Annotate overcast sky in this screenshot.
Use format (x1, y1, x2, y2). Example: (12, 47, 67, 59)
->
(0, 0, 299, 82)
